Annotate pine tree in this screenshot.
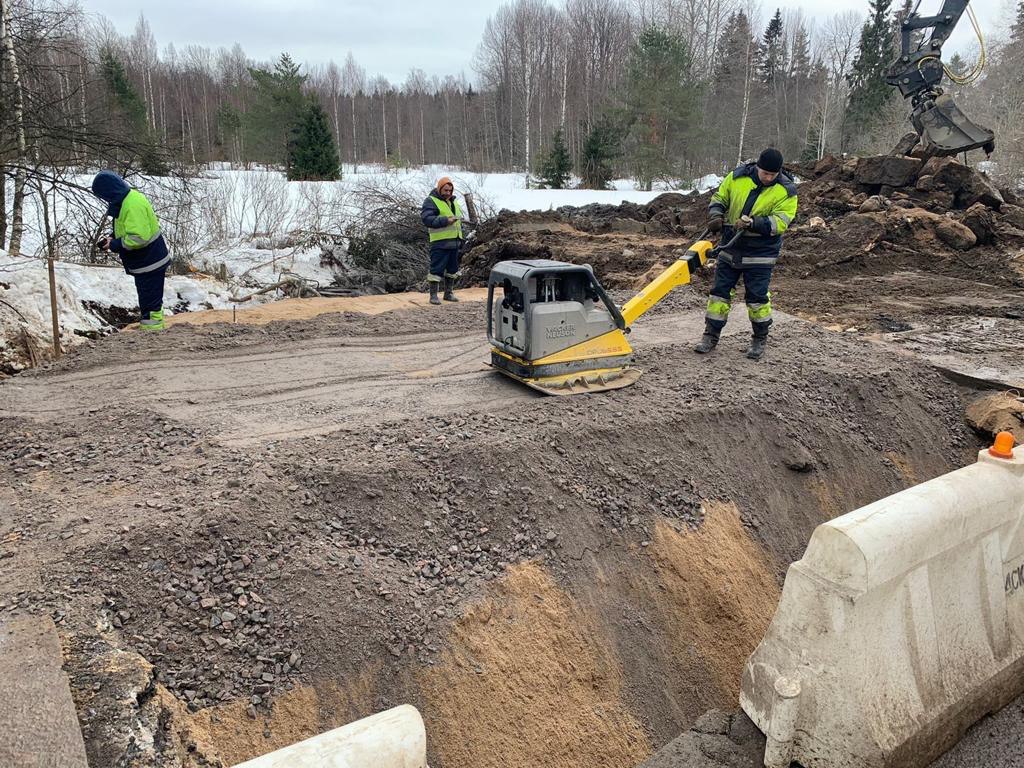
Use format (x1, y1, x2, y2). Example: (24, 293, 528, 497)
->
(101, 48, 147, 131)
(760, 10, 786, 85)
(246, 53, 308, 168)
(288, 99, 340, 181)
(100, 47, 166, 174)
(581, 117, 621, 190)
(537, 127, 572, 188)
(622, 27, 700, 190)
(844, 0, 898, 150)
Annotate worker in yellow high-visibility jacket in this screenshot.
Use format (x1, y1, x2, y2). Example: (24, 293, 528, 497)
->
(420, 176, 464, 305)
(92, 171, 171, 331)
(696, 148, 798, 361)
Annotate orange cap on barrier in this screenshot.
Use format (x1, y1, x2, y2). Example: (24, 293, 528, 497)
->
(989, 431, 1016, 460)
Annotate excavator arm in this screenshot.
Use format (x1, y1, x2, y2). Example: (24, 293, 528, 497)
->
(885, 0, 994, 156)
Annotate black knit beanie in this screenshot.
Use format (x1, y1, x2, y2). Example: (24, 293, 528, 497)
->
(757, 148, 784, 173)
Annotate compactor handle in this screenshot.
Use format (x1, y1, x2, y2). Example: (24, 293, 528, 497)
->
(590, 275, 628, 332)
(711, 230, 743, 257)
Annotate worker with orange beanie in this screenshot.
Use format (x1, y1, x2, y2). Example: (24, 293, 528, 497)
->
(420, 176, 464, 305)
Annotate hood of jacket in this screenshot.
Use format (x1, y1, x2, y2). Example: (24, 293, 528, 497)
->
(91, 171, 132, 216)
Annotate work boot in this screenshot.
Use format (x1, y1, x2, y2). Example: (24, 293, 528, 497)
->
(140, 309, 165, 332)
(429, 281, 441, 305)
(443, 277, 459, 302)
(746, 335, 768, 361)
(694, 329, 720, 354)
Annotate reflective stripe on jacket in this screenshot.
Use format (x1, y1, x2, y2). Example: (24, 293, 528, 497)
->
(422, 193, 463, 245)
(708, 162, 798, 265)
(111, 189, 170, 275)
(115, 189, 162, 248)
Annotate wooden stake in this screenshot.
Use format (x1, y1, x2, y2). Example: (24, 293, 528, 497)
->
(38, 180, 61, 358)
(46, 252, 60, 358)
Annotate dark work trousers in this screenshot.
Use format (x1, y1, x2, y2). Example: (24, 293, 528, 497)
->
(429, 242, 462, 281)
(133, 266, 167, 319)
(705, 260, 774, 338)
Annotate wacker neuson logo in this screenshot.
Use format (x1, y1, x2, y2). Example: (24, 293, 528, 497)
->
(1006, 560, 1024, 596)
(545, 324, 576, 340)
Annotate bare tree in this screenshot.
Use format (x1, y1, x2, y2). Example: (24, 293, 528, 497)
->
(342, 52, 365, 169)
(405, 68, 430, 164)
(0, 0, 28, 255)
(811, 10, 860, 157)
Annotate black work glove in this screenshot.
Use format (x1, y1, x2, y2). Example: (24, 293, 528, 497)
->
(707, 216, 724, 234)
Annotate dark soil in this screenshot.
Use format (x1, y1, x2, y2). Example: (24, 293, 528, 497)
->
(0, 296, 980, 767)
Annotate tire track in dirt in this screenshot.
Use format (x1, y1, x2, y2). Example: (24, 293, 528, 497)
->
(0, 307, 736, 446)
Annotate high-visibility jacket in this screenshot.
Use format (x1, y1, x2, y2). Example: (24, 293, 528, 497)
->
(421, 193, 463, 247)
(708, 162, 798, 266)
(112, 189, 170, 275)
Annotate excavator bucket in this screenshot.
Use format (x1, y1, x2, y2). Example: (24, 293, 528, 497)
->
(912, 93, 995, 156)
(493, 364, 642, 396)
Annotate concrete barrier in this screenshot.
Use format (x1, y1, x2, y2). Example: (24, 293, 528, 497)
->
(741, 437, 1024, 768)
(232, 704, 426, 768)
(0, 614, 89, 768)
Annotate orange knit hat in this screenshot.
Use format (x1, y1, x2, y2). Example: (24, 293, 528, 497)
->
(436, 176, 453, 193)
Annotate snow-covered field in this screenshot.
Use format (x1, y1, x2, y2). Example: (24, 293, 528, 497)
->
(0, 165, 721, 371)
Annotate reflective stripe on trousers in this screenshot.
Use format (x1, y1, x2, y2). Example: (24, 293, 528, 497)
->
(705, 287, 736, 323)
(128, 253, 172, 275)
(747, 294, 772, 322)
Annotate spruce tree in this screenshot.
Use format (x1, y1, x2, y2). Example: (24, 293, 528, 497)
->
(789, 26, 812, 81)
(710, 12, 756, 162)
(215, 104, 243, 162)
(538, 127, 572, 189)
(581, 117, 622, 190)
(288, 99, 341, 181)
(844, 0, 898, 150)
(759, 10, 786, 85)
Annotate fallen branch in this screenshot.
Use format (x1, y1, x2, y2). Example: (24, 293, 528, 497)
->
(229, 274, 321, 303)
(229, 279, 296, 303)
(0, 296, 29, 323)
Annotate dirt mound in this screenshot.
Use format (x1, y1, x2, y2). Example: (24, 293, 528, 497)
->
(461, 155, 1024, 297)
(779, 155, 1023, 285)
(966, 391, 1024, 442)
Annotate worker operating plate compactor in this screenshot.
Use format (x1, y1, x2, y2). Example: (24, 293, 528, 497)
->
(486, 232, 738, 395)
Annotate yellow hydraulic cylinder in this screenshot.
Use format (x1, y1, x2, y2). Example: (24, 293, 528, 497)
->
(620, 240, 713, 326)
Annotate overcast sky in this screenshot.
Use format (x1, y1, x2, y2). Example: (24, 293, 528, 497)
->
(82, 0, 1010, 83)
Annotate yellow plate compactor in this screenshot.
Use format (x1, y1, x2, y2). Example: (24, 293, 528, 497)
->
(486, 235, 719, 395)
